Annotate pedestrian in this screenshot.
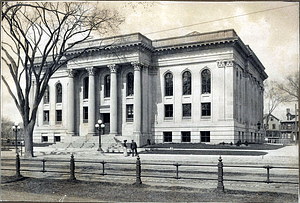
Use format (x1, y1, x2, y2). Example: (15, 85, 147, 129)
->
(131, 140, 138, 157)
(123, 140, 128, 157)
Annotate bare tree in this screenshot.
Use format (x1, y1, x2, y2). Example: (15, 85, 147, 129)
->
(264, 80, 287, 127)
(1, 2, 123, 157)
(275, 71, 299, 102)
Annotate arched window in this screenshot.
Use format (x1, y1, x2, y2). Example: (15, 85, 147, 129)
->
(182, 71, 191, 95)
(127, 72, 134, 96)
(165, 73, 173, 96)
(104, 75, 110, 98)
(44, 85, 49, 104)
(56, 83, 62, 103)
(83, 77, 89, 99)
(201, 69, 211, 94)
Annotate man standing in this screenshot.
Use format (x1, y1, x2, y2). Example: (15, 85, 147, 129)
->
(131, 140, 138, 157)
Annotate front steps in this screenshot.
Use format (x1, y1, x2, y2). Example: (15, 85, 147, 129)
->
(49, 134, 127, 153)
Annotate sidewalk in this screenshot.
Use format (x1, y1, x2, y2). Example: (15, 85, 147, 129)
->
(2, 144, 297, 166)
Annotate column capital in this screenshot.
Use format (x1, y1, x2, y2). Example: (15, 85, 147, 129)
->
(107, 64, 119, 73)
(149, 66, 158, 75)
(86, 67, 96, 76)
(131, 61, 143, 71)
(67, 69, 77, 78)
(217, 60, 235, 68)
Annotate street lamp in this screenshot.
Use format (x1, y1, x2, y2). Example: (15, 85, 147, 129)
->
(95, 119, 105, 152)
(12, 123, 21, 154)
(257, 121, 261, 131)
(257, 121, 261, 143)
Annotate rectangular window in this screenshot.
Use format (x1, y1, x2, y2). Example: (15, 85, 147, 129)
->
(43, 110, 49, 125)
(163, 132, 172, 142)
(201, 103, 211, 117)
(182, 103, 191, 118)
(181, 131, 191, 142)
(54, 136, 61, 142)
(201, 131, 210, 142)
(126, 104, 134, 122)
(42, 136, 48, 142)
(165, 104, 173, 118)
(272, 124, 276, 129)
(56, 110, 62, 124)
(83, 107, 88, 123)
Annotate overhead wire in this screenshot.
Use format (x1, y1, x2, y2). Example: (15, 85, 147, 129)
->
(144, 3, 298, 36)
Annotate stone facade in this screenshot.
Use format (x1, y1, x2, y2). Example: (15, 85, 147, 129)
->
(32, 29, 268, 147)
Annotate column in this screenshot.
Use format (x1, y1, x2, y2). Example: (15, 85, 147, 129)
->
(132, 62, 142, 135)
(108, 64, 118, 135)
(67, 69, 76, 135)
(86, 67, 96, 135)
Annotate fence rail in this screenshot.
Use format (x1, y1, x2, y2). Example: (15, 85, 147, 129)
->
(1, 154, 298, 192)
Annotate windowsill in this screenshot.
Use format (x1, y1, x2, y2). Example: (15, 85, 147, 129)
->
(55, 121, 62, 125)
(164, 117, 173, 121)
(126, 118, 133, 123)
(83, 98, 89, 101)
(83, 120, 88, 123)
(182, 117, 191, 120)
(201, 93, 211, 97)
(164, 96, 173, 99)
(126, 95, 134, 98)
(201, 116, 211, 120)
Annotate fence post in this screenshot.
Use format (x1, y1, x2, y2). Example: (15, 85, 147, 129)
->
(174, 163, 181, 179)
(69, 154, 76, 181)
(135, 155, 142, 185)
(42, 159, 46, 173)
(217, 156, 224, 192)
(15, 153, 22, 178)
(264, 165, 273, 184)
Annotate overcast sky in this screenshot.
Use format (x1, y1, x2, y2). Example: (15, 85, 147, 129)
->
(1, 1, 299, 122)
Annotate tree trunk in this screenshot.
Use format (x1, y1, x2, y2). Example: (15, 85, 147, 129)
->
(23, 121, 35, 158)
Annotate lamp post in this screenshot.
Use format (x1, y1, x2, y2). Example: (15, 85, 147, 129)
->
(257, 121, 261, 143)
(12, 123, 21, 154)
(95, 119, 105, 152)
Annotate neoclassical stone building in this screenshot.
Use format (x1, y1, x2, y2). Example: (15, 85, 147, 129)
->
(32, 29, 268, 147)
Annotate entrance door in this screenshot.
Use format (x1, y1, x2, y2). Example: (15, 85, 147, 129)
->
(102, 113, 110, 135)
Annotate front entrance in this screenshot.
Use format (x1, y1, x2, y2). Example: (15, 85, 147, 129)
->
(102, 113, 110, 135)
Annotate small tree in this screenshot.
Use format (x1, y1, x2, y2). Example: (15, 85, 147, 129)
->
(1, 2, 123, 157)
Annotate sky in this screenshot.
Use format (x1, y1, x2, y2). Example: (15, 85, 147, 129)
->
(1, 1, 299, 122)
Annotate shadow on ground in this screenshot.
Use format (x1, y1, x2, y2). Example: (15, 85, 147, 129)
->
(1, 176, 297, 202)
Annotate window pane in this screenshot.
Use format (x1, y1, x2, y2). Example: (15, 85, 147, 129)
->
(43, 111, 49, 124)
(201, 131, 210, 142)
(165, 104, 173, 118)
(182, 103, 191, 117)
(83, 77, 89, 99)
(44, 86, 49, 104)
(182, 131, 191, 142)
(56, 83, 62, 103)
(201, 103, 211, 116)
(163, 132, 172, 142)
(182, 71, 191, 95)
(83, 107, 88, 122)
(201, 69, 211, 94)
(165, 73, 173, 96)
(56, 110, 62, 122)
(126, 104, 134, 122)
(105, 75, 110, 97)
(127, 73, 134, 96)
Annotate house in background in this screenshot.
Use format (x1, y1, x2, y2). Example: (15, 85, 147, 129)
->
(280, 108, 299, 144)
(263, 114, 281, 143)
